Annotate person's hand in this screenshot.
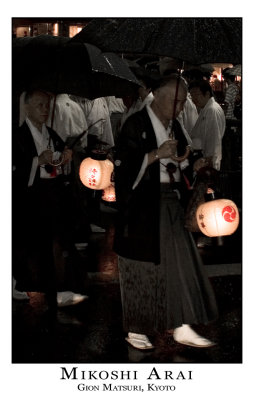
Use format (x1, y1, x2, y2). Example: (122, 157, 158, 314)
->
(38, 149, 53, 165)
(62, 147, 73, 164)
(157, 139, 178, 159)
(193, 157, 211, 172)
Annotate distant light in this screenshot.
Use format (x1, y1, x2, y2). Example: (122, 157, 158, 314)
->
(102, 184, 116, 202)
(53, 23, 59, 36)
(69, 25, 84, 38)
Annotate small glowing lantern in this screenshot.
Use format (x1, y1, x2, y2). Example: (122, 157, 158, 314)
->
(196, 199, 239, 237)
(79, 150, 114, 190)
(102, 184, 116, 202)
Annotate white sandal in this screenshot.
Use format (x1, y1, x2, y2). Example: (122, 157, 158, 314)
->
(173, 325, 215, 348)
(125, 332, 154, 350)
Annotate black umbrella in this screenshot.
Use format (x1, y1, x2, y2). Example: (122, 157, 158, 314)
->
(12, 35, 141, 98)
(57, 41, 142, 98)
(72, 17, 242, 65)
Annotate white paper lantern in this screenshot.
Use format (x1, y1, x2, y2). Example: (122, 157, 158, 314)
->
(196, 199, 240, 237)
(79, 157, 114, 190)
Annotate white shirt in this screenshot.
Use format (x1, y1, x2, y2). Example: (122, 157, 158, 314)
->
(76, 97, 115, 148)
(178, 93, 198, 135)
(190, 97, 226, 170)
(104, 96, 126, 114)
(132, 104, 189, 190)
(47, 94, 88, 147)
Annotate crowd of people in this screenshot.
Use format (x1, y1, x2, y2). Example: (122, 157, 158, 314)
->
(12, 62, 241, 349)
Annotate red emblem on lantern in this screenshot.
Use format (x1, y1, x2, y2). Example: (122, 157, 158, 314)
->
(222, 206, 237, 223)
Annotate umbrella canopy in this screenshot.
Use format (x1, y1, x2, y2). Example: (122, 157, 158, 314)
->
(12, 35, 141, 98)
(72, 17, 242, 65)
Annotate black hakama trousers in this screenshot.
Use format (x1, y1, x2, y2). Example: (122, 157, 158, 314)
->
(118, 184, 218, 334)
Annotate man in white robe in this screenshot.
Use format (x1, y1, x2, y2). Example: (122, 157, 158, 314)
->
(189, 80, 226, 171)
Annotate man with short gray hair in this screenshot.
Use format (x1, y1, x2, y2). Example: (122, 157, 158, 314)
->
(114, 76, 218, 350)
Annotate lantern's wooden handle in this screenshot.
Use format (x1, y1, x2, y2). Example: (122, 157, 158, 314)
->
(170, 145, 191, 162)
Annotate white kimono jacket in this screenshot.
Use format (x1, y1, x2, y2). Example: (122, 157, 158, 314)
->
(81, 97, 115, 148)
(47, 94, 88, 146)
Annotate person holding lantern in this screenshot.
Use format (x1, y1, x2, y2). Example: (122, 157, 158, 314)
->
(12, 89, 88, 307)
(113, 74, 218, 350)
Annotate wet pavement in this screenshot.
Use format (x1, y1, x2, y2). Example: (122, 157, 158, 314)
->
(12, 204, 242, 364)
